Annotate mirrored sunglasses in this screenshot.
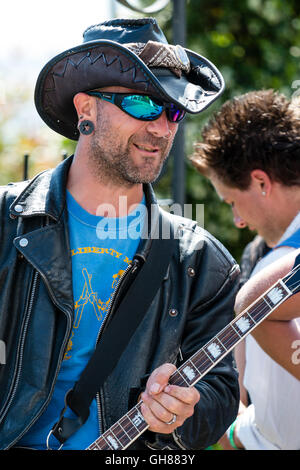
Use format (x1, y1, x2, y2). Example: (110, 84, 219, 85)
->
(86, 91, 186, 123)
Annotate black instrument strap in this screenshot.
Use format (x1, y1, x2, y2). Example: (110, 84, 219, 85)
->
(51, 223, 176, 445)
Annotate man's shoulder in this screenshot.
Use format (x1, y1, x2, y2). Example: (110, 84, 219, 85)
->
(160, 209, 239, 271)
(0, 167, 56, 211)
(0, 180, 30, 204)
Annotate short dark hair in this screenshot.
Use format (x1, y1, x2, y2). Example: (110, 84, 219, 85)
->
(191, 89, 300, 189)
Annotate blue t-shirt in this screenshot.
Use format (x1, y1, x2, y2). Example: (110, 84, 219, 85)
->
(275, 228, 300, 249)
(18, 191, 145, 449)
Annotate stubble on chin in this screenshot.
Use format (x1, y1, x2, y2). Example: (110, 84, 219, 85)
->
(89, 139, 172, 187)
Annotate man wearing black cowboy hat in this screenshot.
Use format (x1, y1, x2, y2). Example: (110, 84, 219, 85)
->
(0, 18, 240, 450)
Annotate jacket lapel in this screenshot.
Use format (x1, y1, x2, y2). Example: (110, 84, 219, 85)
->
(14, 219, 74, 319)
(10, 157, 74, 318)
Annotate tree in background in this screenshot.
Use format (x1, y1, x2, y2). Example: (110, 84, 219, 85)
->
(156, 0, 300, 260)
(0, 80, 64, 184)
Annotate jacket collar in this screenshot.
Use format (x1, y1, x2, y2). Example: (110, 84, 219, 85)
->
(9, 156, 73, 221)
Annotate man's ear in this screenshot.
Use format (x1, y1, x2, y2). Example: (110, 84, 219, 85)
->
(250, 169, 272, 196)
(73, 92, 95, 120)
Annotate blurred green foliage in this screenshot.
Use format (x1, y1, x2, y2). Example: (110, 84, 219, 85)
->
(154, 0, 300, 261)
(1, 0, 300, 262)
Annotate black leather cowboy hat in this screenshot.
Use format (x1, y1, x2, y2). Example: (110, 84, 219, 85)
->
(34, 18, 225, 141)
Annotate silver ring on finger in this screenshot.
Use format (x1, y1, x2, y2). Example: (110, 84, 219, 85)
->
(165, 413, 177, 425)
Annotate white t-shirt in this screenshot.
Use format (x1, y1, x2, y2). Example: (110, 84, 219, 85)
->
(237, 213, 300, 450)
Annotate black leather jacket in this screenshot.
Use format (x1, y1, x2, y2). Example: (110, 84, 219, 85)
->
(0, 157, 240, 450)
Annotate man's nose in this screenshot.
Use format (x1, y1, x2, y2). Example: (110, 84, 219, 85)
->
(232, 207, 247, 229)
(145, 111, 175, 138)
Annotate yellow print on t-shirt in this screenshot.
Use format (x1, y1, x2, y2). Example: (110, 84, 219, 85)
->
(64, 246, 133, 360)
(64, 266, 125, 360)
(70, 246, 133, 265)
(71, 246, 124, 259)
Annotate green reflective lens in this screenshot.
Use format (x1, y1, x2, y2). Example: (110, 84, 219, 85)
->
(121, 95, 163, 120)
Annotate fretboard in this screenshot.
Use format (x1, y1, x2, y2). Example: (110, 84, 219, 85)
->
(87, 278, 292, 450)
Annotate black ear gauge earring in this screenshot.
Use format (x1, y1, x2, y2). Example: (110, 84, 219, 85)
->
(78, 120, 95, 135)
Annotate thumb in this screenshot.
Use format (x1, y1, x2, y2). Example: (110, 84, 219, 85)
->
(146, 363, 177, 396)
